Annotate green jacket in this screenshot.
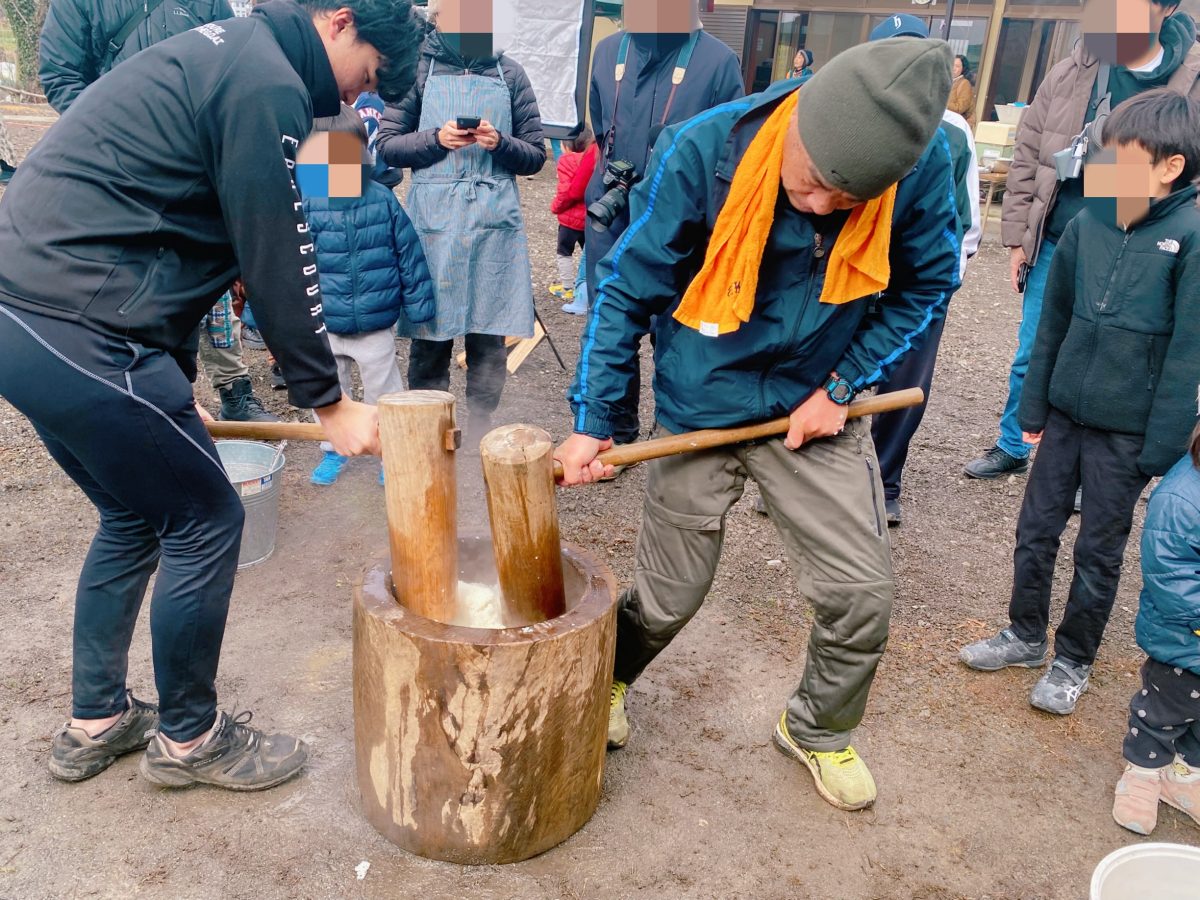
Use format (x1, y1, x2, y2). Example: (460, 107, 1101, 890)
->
(1018, 185, 1200, 476)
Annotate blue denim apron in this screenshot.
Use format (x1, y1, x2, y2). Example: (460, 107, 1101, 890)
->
(400, 59, 535, 340)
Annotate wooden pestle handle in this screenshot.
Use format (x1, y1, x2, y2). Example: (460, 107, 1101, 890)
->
(206, 420, 327, 442)
(552, 388, 925, 481)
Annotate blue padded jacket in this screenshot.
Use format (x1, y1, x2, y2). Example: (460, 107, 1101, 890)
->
(303, 182, 435, 335)
(1135, 455, 1200, 675)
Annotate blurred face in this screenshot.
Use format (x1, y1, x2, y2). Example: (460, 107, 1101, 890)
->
(953, 57, 963, 77)
(781, 108, 864, 215)
(436, 0, 492, 32)
(435, 0, 494, 59)
(624, 0, 696, 34)
(1084, 142, 1184, 227)
(794, 51, 806, 70)
(314, 9, 384, 104)
(1081, 0, 1178, 66)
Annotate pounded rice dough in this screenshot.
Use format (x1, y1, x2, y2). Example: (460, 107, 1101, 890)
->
(452, 581, 507, 629)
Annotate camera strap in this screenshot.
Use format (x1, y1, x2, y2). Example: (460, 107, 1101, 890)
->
(605, 31, 701, 159)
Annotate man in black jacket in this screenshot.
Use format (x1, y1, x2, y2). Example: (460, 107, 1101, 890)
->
(38, 0, 284, 424)
(585, 0, 745, 450)
(0, 0, 419, 792)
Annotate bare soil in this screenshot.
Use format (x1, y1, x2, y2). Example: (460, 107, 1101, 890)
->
(1, 104, 1196, 900)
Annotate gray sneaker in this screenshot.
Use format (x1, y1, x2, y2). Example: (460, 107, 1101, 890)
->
(139, 710, 308, 791)
(959, 628, 1048, 671)
(1030, 658, 1091, 715)
(48, 692, 159, 782)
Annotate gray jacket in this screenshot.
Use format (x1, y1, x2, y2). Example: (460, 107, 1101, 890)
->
(1001, 35, 1200, 263)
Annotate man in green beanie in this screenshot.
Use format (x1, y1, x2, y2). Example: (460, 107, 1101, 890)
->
(556, 38, 960, 811)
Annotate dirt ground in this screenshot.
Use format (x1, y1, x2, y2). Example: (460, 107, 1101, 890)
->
(1, 103, 1197, 900)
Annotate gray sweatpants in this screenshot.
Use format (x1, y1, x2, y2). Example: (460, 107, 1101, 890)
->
(613, 414, 894, 751)
(318, 329, 404, 453)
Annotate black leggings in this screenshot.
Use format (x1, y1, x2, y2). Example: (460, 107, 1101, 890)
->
(408, 333, 507, 420)
(0, 304, 243, 741)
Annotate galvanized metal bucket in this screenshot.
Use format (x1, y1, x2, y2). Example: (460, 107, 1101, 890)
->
(215, 440, 286, 569)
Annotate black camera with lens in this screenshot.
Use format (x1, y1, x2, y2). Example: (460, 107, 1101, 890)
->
(587, 159, 639, 232)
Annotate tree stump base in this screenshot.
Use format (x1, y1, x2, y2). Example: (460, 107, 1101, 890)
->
(353, 534, 618, 865)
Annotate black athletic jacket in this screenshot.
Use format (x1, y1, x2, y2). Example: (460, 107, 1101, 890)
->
(0, 0, 343, 410)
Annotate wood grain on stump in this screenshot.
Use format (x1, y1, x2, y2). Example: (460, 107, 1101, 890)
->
(353, 536, 618, 865)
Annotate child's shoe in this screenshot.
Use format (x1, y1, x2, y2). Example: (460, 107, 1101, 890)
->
(562, 295, 588, 316)
(1113, 764, 1162, 835)
(311, 451, 348, 486)
(548, 283, 567, 299)
(1161, 757, 1200, 827)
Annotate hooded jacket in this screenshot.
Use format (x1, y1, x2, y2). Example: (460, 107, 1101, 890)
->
(0, 0, 344, 410)
(1135, 455, 1200, 675)
(1002, 13, 1200, 263)
(376, 29, 546, 176)
(303, 182, 436, 335)
(569, 79, 961, 438)
(1017, 186, 1200, 477)
(39, 0, 234, 114)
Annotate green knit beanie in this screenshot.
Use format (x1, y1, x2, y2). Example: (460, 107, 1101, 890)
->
(797, 38, 953, 199)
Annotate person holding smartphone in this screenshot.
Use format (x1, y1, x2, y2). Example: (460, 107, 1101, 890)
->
(376, 0, 546, 444)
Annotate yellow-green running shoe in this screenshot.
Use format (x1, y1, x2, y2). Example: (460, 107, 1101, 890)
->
(608, 681, 629, 750)
(773, 712, 877, 810)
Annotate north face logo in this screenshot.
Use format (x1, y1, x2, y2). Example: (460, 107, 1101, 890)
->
(1158, 239, 1181, 255)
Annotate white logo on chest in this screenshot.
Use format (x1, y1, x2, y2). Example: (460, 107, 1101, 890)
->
(1157, 238, 1180, 255)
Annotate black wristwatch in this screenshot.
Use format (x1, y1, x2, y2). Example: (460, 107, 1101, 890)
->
(823, 373, 855, 406)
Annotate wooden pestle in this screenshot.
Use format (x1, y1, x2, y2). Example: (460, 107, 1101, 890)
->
(479, 425, 566, 624)
(377, 391, 460, 623)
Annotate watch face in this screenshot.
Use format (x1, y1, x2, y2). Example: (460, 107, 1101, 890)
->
(828, 380, 853, 404)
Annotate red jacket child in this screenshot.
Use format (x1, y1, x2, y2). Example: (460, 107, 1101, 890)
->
(551, 142, 599, 233)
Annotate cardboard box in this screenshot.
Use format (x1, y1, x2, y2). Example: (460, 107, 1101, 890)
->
(975, 122, 1017, 146)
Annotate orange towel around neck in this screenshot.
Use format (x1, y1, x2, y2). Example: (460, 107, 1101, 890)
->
(817, 186, 896, 307)
(673, 89, 898, 337)
(673, 91, 798, 337)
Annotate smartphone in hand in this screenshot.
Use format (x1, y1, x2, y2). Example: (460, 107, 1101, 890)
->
(456, 116, 482, 130)
(1017, 261, 1030, 294)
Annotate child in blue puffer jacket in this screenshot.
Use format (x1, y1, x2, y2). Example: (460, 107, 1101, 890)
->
(1113, 420, 1200, 836)
(302, 105, 435, 485)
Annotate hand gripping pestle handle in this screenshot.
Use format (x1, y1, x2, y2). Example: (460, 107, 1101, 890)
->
(551, 388, 925, 482)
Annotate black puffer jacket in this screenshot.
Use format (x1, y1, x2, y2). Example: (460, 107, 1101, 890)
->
(39, 0, 234, 114)
(376, 29, 545, 176)
(1019, 186, 1200, 476)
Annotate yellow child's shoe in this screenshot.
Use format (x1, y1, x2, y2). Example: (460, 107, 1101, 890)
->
(548, 283, 568, 299)
(608, 681, 629, 750)
(773, 712, 877, 810)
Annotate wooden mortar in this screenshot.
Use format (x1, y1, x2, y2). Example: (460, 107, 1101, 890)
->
(352, 534, 618, 865)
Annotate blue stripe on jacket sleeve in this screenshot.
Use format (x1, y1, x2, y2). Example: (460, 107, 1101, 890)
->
(851, 128, 962, 391)
(573, 99, 755, 434)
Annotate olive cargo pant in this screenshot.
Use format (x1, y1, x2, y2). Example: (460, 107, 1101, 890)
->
(613, 415, 895, 751)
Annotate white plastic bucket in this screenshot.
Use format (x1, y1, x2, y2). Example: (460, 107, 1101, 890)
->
(1091, 842, 1200, 900)
(215, 440, 286, 569)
